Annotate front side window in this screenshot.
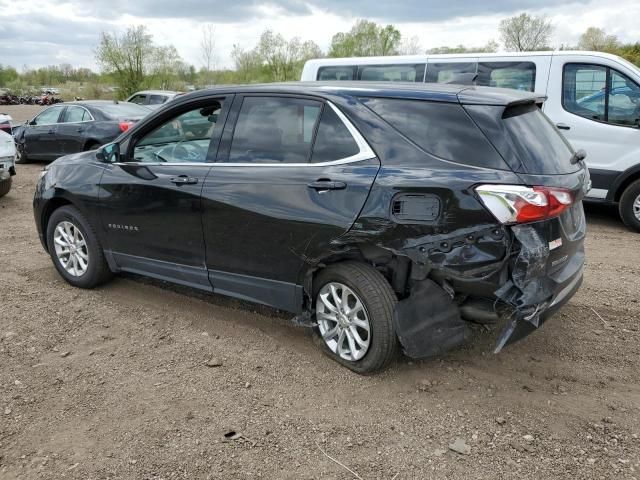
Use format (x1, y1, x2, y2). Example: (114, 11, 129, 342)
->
(63, 106, 91, 123)
(33, 106, 63, 125)
(132, 100, 224, 163)
(359, 64, 425, 82)
(477, 62, 536, 92)
(227, 96, 321, 164)
(317, 66, 356, 81)
(563, 63, 640, 126)
(425, 62, 477, 84)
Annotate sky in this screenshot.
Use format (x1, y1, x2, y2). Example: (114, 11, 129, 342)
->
(1, 0, 639, 72)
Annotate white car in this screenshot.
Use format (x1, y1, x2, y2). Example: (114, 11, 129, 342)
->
(0, 129, 16, 197)
(301, 51, 640, 231)
(125, 90, 182, 108)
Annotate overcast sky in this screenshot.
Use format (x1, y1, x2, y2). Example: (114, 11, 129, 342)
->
(1, 0, 639, 71)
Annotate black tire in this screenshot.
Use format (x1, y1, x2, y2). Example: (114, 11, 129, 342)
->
(84, 141, 100, 152)
(46, 205, 113, 288)
(15, 144, 29, 164)
(619, 179, 640, 233)
(312, 261, 399, 374)
(0, 177, 11, 198)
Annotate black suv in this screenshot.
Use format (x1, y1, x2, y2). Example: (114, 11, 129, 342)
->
(34, 83, 588, 373)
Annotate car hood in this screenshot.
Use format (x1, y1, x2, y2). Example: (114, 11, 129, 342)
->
(50, 150, 97, 166)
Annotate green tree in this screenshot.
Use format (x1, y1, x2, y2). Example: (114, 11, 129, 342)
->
(579, 27, 619, 52)
(499, 13, 553, 51)
(95, 25, 154, 98)
(428, 40, 498, 54)
(329, 20, 401, 57)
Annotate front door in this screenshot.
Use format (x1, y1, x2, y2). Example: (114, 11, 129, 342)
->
(545, 56, 640, 200)
(201, 95, 380, 312)
(24, 105, 65, 160)
(98, 96, 231, 290)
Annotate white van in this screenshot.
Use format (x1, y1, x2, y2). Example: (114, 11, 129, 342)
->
(301, 51, 640, 231)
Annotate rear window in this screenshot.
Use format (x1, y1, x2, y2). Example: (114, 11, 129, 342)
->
(465, 103, 577, 174)
(99, 103, 151, 119)
(360, 97, 508, 170)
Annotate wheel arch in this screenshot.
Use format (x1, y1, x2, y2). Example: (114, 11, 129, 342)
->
(40, 196, 76, 250)
(610, 165, 640, 202)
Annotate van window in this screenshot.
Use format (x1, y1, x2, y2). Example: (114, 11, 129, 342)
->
(425, 62, 477, 84)
(358, 64, 425, 82)
(317, 66, 357, 81)
(477, 62, 536, 92)
(563, 63, 640, 127)
(361, 97, 508, 170)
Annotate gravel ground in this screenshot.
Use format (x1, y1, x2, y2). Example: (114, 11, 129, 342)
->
(1, 135, 640, 478)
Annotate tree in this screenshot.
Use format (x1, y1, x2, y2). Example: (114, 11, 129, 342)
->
(96, 25, 154, 97)
(579, 27, 619, 52)
(200, 24, 217, 72)
(231, 44, 264, 83)
(329, 20, 401, 57)
(428, 40, 498, 54)
(399, 35, 422, 55)
(256, 30, 322, 82)
(151, 45, 186, 90)
(499, 13, 553, 51)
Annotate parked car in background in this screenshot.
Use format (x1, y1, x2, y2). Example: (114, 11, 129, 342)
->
(13, 101, 151, 163)
(0, 129, 16, 197)
(302, 51, 640, 231)
(125, 90, 182, 108)
(34, 82, 587, 373)
(0, 113, 13, 134)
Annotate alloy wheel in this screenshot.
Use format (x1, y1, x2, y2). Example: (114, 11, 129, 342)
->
(53, 221, 89, 277)
(634, 193, 640, 221)
(316, 282, 371, 361)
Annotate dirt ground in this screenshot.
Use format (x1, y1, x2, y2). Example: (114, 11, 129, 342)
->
(1, 119, 640, 479)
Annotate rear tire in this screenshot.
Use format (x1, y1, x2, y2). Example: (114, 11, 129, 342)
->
(312, 261, 398, 374)
(84, 141, 100, 151)
(46, 206, 113, 288)
(0, 177, 11, 198)
(619, 179, 640, 233)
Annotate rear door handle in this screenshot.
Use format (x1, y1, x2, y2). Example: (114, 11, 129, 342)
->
(307, 180, 347, 191)
(556, 123, 571, 130)
(170, 175, 198, 185)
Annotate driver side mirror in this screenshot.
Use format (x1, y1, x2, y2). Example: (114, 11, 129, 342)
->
(28, 119, 37, 126)
(96, 142, 120, 163)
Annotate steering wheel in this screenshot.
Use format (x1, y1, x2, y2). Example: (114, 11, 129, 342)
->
(170, 140, 207, 162)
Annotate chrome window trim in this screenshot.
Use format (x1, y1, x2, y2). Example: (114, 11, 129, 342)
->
(114, 101, 376, 168)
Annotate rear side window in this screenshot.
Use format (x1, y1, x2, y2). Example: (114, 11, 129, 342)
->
(149, 95, 167, 105)
(465, 103, 577, 175)
(425, 62, 476, 84)
(317, 66, 356, 81)
(228, 96, 321, 164)
(311, 106, 359, 163)
(358, 64, 425, 82)
(477, 62, 536, 92)
(63, 106, 91, 123)
(361, 97, 508, 170)
(128, 94, 146, 105)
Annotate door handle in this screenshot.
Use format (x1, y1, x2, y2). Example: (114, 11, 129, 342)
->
(76, 128, 84, 133)
(170, 175, 198, 185)
(47, 129, 55, 134)
(307, 180, 347, 191)
(556, 123, 571, 130)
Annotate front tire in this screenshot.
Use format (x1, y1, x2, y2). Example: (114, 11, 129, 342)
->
(46, 206, 112, 288)
(312, 262, 398, 374)
(0, 177, 11, 198)
(619, 179, 640, 233)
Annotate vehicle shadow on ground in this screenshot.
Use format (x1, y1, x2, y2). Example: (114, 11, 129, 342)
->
(583, 201, 625, 229)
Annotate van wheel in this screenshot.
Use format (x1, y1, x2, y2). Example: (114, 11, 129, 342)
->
(46, 206, 113, 288)
(619, 179, 640, 233)
(312, 262, 398, 374)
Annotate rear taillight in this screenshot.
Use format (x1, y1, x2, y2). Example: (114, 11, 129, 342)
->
(476, 185, 574, 224)
(119, 121, 133, 132)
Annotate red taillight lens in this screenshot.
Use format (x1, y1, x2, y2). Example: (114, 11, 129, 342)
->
(476, 185, 574, 224)
(119, 121, 133, 132)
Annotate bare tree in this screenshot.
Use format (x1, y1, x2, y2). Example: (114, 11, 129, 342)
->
(399, 35, 422, 55)
(579, 27, 619, 52)
(499, 13, 553, 51)
(200, 24, 217, 72)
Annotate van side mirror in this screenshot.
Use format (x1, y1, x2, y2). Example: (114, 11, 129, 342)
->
(96, 143, 120, 163)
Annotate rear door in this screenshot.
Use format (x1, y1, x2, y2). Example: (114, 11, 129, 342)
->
(24, 105, 65, 160)
(201, 94, 379, 312)
(57, 105, 94, 154)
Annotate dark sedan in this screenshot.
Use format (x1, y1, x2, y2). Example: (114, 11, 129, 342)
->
(14, 101, 151, 163)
